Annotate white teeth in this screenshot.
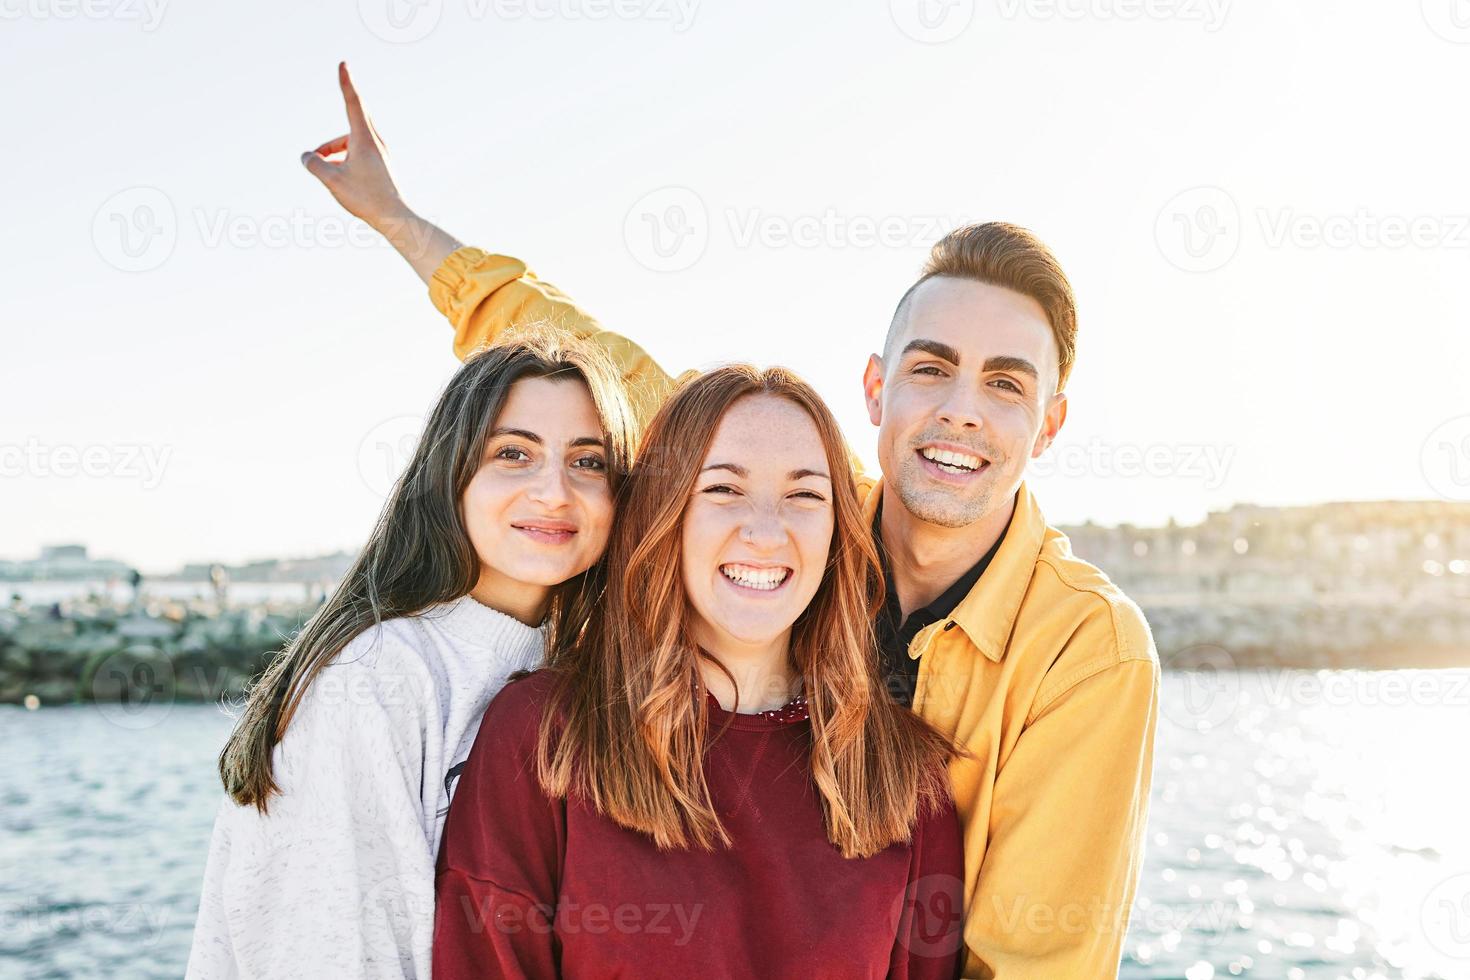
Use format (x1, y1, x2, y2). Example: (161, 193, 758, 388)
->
(720, 564, 790, 591)
(921, 447, 983, 472)
(923, 446, 981, 473)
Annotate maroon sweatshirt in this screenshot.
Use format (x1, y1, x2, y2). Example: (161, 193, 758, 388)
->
(433, 671, 965, 980)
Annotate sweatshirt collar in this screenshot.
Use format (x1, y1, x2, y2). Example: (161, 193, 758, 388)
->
(425, 594, 547, 655)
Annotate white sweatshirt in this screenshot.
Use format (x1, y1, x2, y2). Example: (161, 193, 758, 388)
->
(186, 595, 545, 980)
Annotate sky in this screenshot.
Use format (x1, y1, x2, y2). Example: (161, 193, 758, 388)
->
(2, 0, 1468, 573)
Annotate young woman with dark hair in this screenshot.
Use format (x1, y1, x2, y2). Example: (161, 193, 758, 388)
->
(186, 333, 638, 979)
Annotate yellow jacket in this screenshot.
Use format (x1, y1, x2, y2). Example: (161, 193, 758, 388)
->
(430, 247, 1161, 979)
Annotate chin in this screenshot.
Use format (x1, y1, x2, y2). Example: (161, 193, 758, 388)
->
(709, 616, 793, 648)
(502, 559, 589, 588)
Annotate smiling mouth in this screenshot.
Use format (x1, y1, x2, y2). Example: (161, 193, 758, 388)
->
(513, 522, 577, 544)
(917, 446, 988, 476)
(719, 563, 792, 593)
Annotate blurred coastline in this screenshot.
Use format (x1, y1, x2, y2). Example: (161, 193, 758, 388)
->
(2, 498, 1468, 707)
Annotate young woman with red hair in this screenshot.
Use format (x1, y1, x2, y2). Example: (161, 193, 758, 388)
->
(433, 365, 964, 979)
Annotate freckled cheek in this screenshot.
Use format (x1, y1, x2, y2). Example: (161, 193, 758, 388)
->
(680, 505, 727, 579)
(790, 513, 834, 576)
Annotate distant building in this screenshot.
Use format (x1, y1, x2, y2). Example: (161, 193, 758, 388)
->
(0, 545, 135, 582)
(1059, 500, 1470, 602)
(174, 550, 356, 584)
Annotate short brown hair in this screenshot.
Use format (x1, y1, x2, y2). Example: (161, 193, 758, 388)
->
(888, 222, 1078, 391)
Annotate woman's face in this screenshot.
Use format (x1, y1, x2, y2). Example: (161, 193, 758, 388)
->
(462, 376, 615, 600)
(681, 394, 835, 659)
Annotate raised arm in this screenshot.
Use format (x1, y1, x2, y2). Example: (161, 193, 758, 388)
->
(301, 62, 680, 428)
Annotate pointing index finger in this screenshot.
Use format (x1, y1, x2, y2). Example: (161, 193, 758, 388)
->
(338, 61, 369, 138)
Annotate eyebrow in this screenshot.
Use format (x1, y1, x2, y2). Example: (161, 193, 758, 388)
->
(490, 428, 605, 449)
(701, 462, 831, 482)
(901, 340, 1039, 380)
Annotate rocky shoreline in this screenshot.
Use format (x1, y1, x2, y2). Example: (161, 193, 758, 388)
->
(2, 591, 1469, 708)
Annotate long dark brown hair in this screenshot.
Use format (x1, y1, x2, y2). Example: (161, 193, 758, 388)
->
(536, 365, 952, 859)
(219, 331, 638, 811)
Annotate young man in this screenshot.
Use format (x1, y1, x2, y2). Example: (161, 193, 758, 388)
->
(305, 62, 1159, 980)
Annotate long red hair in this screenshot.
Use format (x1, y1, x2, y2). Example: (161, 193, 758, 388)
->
(536, 365, 952, 859)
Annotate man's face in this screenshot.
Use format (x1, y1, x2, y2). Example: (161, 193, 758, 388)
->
(863, 276, 1067, 529)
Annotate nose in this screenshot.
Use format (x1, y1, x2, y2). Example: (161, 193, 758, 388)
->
(740, 503, 787, 551)
(526, 461, 573, 509)
(936, 383, 985, 431)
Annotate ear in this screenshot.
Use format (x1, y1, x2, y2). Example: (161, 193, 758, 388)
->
(1031, 391, 1067, 458)
(862, 354, 884, 426)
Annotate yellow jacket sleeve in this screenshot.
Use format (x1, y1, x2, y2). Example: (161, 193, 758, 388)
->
(427, 246, 681, 429)
(963, 653, 1159, 979)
